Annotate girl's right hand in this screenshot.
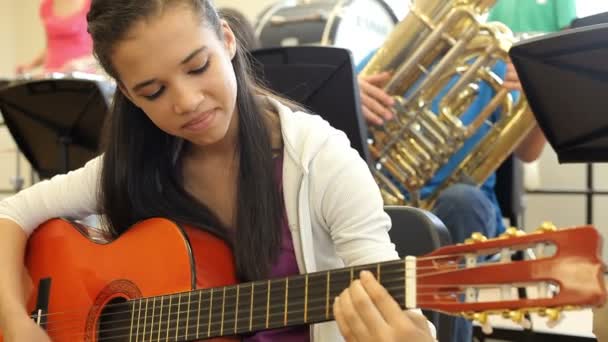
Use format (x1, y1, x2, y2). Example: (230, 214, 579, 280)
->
(3, 317, 51, 342)
(14, 64, 34, 75)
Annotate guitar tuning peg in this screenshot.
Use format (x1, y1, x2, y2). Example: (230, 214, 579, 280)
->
(535, 221, 557, 233)
(473, 312, 488, 324)
(499, 227, 526, 239)
(481, 322, 493, 335)
(465, 232, 488, 244)
(545, 308, 563, 327)
(508, 309, 524, 323)
(472, 312, 493, 334)
(504, 309, 531, 328)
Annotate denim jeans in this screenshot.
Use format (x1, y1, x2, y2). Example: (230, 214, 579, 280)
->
(432, 183, 499, 342)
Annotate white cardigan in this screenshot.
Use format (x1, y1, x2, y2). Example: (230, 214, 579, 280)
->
(0, 97, 433, 341)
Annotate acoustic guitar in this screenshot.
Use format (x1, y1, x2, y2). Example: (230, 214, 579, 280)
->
(0, 218, 605, 341)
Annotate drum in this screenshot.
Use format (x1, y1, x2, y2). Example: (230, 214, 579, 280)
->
(0, 72, 115, 178)
(255, 0, 398, 65)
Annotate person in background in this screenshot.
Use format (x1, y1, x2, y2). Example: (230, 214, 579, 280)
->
(356, 48, 546, 342)
(15, 0, 95, 75)
(488, 0, 577, 37)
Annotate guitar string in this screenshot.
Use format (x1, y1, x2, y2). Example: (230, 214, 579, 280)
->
(45, 288, 467, 340)
(44, 265, 537, 337)
(36, 261, 475, 329)
(43, 281, 466, 335)
(29, 249, 510, 322)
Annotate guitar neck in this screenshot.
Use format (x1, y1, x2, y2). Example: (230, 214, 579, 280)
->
(122, 259, 410, 340)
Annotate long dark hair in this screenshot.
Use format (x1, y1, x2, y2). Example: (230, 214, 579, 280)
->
(88, 0, 283, 281)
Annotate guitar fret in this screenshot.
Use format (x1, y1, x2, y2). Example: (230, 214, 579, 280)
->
(184, 291, 199, 341)
(304, 272, 328, 324)
(143, 298, 150, 340)
(224, 286, 238, 336)
(207, 288, 214, 337)
(175, 294, 182, 341)
(285, 275, 308, 326)
(157, 296, 164, 342)
(129, 300, 136, 342)
(326, 271, 330, 320)
(377, 263, 381, 283)
(266, 280, 271, 328)
(149, 297, 156, 340)
(284, 278, 289, 326)
(220, 287, 226, 336)
(250, 281, 269, 331)
(235, 285, 240, 334)
(266, 279, 286, 330)
(196, 290, 202, 339)
(235, 282, 252, 334)
(185, 291, 191, 340)
(165, 295, 172, 342)
(381, 262, 408, 309)
(249, 283, 254, 331)
(404, 259, 406, 310)
(304, 274, 309, 323)
(136, 298, 142, 340)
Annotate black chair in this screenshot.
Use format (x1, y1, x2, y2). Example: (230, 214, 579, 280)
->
(494, 154, 525, 228)
(384, 205, 454, 342)
(250, 46, 371, 164)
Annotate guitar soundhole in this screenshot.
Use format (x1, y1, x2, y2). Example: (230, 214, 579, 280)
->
(98, 297, 131, 342)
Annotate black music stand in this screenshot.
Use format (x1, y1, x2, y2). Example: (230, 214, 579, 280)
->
(0, 75, 112, 179)
(509, 23, 608, 163)
(250, 46, 371, 164)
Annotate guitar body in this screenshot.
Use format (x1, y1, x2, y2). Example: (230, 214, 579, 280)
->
(1, 218, 239, 342)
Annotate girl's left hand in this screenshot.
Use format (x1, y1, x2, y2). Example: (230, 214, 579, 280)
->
(504, 61, 523, 92)
(333, 270, 434, 342)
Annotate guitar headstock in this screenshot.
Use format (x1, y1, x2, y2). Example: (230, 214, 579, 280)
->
(416, 223, 606, 329)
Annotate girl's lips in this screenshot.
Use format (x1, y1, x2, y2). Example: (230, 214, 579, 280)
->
(182, 108, 217, 130)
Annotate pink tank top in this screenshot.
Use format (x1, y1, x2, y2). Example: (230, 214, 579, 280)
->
(40, 0, 93, 71)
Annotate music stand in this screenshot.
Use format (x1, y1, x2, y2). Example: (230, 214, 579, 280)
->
(250, 46, 371, 164)
(0, 74, 112, 179)
(509, 23, 608, 163)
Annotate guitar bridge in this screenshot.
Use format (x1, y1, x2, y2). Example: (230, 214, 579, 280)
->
(31, 277, 52, 329)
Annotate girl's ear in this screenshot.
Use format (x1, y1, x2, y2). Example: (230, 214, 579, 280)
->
(220, 19, 237, 60)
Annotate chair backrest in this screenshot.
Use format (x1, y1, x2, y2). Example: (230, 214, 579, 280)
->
(250, 46, 371, 164)
(384, 205, 453, 342)
(494, 154, 525, 227)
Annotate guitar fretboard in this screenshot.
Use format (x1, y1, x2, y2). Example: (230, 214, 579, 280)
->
(106, 259, 410, 341)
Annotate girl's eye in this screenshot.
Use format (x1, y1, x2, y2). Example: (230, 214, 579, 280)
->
(141, 59, 210, 101)
(189, 61, 210, 75)
(143, 87, 164, 100)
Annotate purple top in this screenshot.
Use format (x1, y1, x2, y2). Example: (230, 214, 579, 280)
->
(243, 153, 310, 342)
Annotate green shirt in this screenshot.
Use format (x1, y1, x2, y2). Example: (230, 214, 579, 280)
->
(488, 0, 577, 33)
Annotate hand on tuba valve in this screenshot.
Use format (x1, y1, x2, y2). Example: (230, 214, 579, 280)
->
(357, 71, 395, 125)
(503, 61, 523, 92)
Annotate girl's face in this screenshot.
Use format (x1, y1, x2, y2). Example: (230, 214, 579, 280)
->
(113, 5, 238, 148)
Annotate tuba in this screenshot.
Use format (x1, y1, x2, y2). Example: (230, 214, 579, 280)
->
(361, 0, 536, 209)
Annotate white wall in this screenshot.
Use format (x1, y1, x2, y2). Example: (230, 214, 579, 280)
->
(213, 0, 278, 22)
(0, 0, 40, 196)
